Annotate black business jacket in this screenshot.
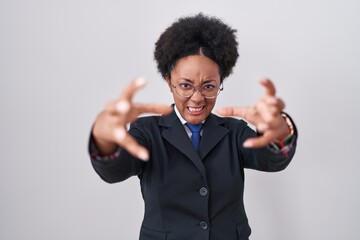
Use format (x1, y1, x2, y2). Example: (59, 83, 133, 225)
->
(90, 110, 297, 240)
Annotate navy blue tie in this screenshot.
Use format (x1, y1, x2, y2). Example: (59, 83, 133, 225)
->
(186, 123, 202, 152)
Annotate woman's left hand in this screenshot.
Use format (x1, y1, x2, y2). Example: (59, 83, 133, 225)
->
(217, 78, 290, 148)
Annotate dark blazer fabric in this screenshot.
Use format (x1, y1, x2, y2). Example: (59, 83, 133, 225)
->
(90, 110, 297, 240)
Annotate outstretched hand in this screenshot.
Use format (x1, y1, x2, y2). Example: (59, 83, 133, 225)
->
(92, 78, 173, 161)
(217, 78, 290, 148)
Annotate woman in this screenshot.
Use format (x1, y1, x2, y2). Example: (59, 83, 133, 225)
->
(89, 14, 297, 240)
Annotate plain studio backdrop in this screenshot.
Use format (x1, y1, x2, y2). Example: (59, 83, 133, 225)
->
(1, 0, 359, 239)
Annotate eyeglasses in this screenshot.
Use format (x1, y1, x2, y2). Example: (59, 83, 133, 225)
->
(171, 81, 223, 99)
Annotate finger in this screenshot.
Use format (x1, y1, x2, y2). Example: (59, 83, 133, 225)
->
(120, 77, 147, 102)
(264, 97, 285, 111)
(243, 131, 277, 148)
(219, 106, 267, 131)
(106, 77, 148, 115)
(260, 78, 276, 96)
(106, 99, 131, 115)
(113, 127, 149, 161)
(115, 100, 131, 114)
(135, 103, 173, 115)
(276, 98, 285, 111)
(216, 106, 249, 118)
(257, 100, 278, 123)
(256, 122, 270, 132)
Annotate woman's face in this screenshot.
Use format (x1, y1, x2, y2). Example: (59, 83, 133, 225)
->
(167, 54, 221, 124)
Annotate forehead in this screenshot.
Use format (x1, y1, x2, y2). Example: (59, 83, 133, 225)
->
(171, 55, 220, 81)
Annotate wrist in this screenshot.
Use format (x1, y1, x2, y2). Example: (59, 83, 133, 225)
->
(276, 113, 294, 141)
(94, 139, 118, 156)
(92, 130, 118, 156)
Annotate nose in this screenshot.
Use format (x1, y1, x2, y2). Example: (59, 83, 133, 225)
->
(190, 88, 205, 102)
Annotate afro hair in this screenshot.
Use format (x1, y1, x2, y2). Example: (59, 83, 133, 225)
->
(154, 13, 239, 81)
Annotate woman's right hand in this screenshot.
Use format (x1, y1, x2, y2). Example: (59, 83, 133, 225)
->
(92, 77, 172, 161)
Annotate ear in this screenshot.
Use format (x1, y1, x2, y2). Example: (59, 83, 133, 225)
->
(165, 75, 173, 93)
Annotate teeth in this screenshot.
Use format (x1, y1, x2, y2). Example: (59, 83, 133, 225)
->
(188, 107, 203, 112)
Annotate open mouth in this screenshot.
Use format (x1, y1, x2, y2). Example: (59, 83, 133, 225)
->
(187, 106, 205, 114)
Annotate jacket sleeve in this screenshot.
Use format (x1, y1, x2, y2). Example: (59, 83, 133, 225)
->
(88, 123, 147, 183)
(239, 114, 298, 172)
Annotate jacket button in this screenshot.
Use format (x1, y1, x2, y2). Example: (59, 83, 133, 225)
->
(200, 221, 208, 230)
(199, 187, 208, 196)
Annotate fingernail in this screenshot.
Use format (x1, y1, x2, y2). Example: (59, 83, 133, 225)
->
(116, 101, 130, 113)
(135, 77, 147, 87)
(243, 141, 253, 148)
(114, 128, 126, 140)
(138, 150, 149, 161)
(257, 123, 268, 132)
(268, 97, 277, 104)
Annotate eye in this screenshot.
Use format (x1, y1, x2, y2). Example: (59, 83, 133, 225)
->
(202, 83, 216, 90)
(179, 83, 193, 89)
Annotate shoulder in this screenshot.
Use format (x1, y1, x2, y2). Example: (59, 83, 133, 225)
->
(128, 116, 162, 144)
(130, 115, 161, 130)
(210, 113, 249, 130)
(210, 113, 257, 141)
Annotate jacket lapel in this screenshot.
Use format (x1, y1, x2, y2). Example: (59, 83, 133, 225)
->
(199, 113, 229, 160)
(159, 111, 229, 178)
(159, 111, 206, 178)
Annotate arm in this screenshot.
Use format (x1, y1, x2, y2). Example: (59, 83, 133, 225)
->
(89, 126, 147, 183)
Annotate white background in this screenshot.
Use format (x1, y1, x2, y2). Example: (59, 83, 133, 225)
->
(1, 0, 359, 239)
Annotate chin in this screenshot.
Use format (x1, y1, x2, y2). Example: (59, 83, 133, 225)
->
(185, 113, 208, 124)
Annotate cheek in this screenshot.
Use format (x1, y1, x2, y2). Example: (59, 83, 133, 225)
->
(205, 99, 217, 112)
(173, 94, 187, 107)
(206, 98, 216, 106)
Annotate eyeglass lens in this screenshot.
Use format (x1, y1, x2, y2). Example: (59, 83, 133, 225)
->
(174, 82, 222, 98)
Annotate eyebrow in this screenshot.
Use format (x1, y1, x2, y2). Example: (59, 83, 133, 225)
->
(202, 79, 217, 84)
(177, 78, 218, 83)
(177, 78, 193, 83)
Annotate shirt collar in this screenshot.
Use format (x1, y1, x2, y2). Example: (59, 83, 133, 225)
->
(174, 105, 187, 125)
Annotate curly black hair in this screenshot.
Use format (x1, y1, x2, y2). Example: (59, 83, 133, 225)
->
(154, 13, 239, 82)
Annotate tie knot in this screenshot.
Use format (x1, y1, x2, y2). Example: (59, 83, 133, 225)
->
(186, 123, 202, 133)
